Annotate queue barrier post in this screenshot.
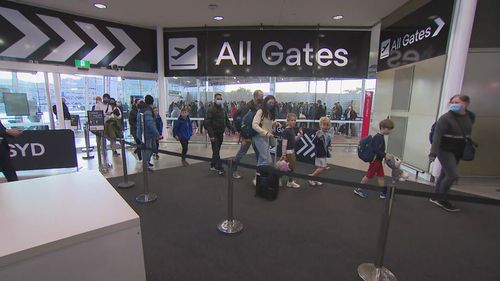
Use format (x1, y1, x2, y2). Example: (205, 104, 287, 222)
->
(82, 123, 94, 160)
(357, 180, 397, 281)
(97, 133, 109, 174)
(117, 138, 135, 189)
(136, 113, 158, 203)
(217, 159, 244, 234)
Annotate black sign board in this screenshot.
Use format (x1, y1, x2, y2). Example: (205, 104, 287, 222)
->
(295, 128, 317, 164)
(0, 1, 157, 73)
(165, 29, 370, 78)
(70, 114, 80, 128)
(87, 110, 105, 131)
(378, 0, 454, 71)
(7, 129, 77, 171)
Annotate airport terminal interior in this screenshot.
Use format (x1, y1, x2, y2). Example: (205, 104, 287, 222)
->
(0, 0, 499, 281)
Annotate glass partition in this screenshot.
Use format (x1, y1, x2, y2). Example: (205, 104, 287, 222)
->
(165, 76, 376, 145)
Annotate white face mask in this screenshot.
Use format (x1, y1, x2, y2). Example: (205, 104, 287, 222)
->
(215, 100, 224, 105)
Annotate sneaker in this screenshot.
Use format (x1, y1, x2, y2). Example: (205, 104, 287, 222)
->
(308, 180, 317, 186)
(233, 171, 242, 179)
(287, 181, 301, 188)
(217, 169, 225, 176)
(210, 166, 217, 171)
(379, 192, 387, 199)
(432, 199, 460, 212)
(429, 198, 441, 207)
(148, 162, 154, 167)
(315, 181, 323, 186)
(354, 188, 368, 198)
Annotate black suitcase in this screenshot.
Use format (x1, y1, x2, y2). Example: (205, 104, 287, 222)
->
(255, 166, 280, 201)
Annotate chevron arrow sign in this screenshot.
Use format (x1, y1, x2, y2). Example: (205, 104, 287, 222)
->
(295, 128, 316, 164)
(0, 2, 157, 73)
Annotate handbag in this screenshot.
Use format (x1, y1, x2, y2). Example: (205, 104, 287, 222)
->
(452, 115, 476, 161)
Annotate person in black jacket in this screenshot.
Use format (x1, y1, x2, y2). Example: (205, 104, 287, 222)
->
(429, 95, 475, 212)
(0, 120, 22, 182)
(128, 99, 142, 160)
(205, 93, 230, 175)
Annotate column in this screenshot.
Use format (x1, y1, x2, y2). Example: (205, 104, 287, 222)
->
(438, 0, 477, 115)
(156, 26, 167, 135)
(433, 0, 477, 177)
(52, 73, 65, 129)
(43, 72, 56, 130)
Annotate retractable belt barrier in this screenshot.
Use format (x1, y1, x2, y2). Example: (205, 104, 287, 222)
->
(120, 140, 500, 207)
(113, 136, 498, 281)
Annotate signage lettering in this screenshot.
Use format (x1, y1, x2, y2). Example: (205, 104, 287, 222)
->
(9, 143, 45, 157)
(216, 41, 349, 68)
(378, 0, 453, 71)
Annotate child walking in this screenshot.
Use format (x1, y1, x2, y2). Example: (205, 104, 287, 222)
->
(308, 117, 333, 186)
(173, 106, 193, 166)
(280, 113, 303, 188)
(354, 118, 394, 199)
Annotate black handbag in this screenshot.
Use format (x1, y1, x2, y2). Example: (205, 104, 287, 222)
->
(452, 116, 477, 161)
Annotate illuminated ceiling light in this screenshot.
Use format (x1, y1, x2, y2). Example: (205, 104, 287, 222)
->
(94, 3, 107, 9)
(213, 16, 224, 21)
(332, 15, 344, 20)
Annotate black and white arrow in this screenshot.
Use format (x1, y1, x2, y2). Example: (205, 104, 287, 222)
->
(38, 14, 84, 62)
(297, 133, 316, 158)
(432, 17, 445, 37)
(75, 21, 114, 64)
(107, 27, 140, 66)
(0, 7, 49, 58)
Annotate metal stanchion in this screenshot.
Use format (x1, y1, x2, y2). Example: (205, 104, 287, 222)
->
(118, 138, 135, 189)
(357, 180, 397, 281)
(96, 134, 108, 173)
(101, 133, 112, 169)
(217, 159, 244, 234)
(136, 113, 157, 203)
(82, 123, 94, 160)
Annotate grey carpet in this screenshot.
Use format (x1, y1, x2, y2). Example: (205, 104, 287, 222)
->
(108, 157, 500, 281)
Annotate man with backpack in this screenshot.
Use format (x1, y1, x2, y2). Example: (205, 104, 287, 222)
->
(232, 90, 264, 179)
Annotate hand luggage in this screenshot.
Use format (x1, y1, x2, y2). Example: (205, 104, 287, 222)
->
(255, 165, 280, 201)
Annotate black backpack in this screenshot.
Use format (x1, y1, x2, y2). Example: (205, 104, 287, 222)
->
(240, 110, 258, 139)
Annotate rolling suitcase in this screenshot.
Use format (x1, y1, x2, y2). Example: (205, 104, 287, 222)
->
(255, 165, 280, 201)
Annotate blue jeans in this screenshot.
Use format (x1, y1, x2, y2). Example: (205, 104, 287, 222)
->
(233, 138, 258, 171)
(254, 135, 271, 166)
(144, 138, 155, 164)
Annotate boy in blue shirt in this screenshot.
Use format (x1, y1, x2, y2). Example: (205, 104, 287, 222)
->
(354, 119, 394, 199)
(173, 106, 193, 166)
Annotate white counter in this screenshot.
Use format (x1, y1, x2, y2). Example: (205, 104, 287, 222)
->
(0, 171, 146, 281)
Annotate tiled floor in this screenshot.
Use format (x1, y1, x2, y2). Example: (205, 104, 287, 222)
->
(3, 141, 500, 200)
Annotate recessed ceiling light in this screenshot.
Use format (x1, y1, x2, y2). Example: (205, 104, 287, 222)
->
(213, 16, 224, 21)
(94, 3, 107, 9)
(333, 15, 344, 20)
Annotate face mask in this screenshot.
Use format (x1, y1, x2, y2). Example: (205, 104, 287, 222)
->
(449, 103, 462, 113)
(215, 100, 224, 106)
(266, 103, 274, 110)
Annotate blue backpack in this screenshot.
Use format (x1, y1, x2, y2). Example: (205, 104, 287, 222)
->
(358, 135, 376, 162)
(240, 110, 258, 139)
(429, 122, 437, 144)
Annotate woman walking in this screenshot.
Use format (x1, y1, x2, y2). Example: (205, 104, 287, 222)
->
(429, 95, 475, 212)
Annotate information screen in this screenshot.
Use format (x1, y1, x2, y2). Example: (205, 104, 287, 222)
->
(3, 92, 29, 116)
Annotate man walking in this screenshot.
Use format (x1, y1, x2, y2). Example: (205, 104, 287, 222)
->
(205, 93, 230, 175)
